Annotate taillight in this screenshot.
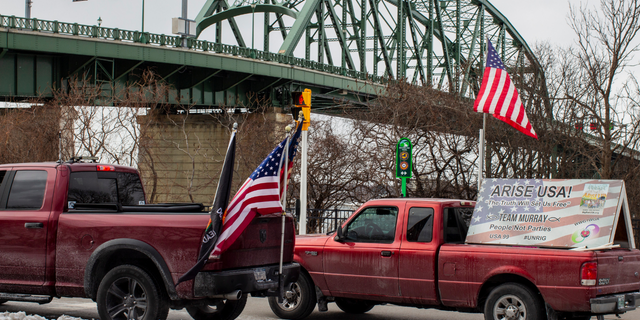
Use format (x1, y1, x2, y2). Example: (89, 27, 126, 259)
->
(581, 262, 597, 286)
(97, 165, 115, 172)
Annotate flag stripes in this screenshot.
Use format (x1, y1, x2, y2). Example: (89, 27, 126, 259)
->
(474, 40, 537, 139)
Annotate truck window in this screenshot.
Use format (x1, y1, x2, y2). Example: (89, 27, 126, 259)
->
(6, 170, 48, 210)
(443, 207, 474, 243)
(68, 171, 145, 207)
(407, 207, 434, 242)
(344, 207, 398, 243)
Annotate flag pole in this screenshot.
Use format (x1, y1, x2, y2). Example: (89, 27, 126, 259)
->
(478, 114, 486, 191)
(278, 124, 293, 303)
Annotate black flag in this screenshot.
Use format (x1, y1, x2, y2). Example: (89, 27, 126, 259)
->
(177, 127, 237, 284)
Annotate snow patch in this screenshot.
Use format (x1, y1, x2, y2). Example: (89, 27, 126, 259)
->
(0, 312, 85, 320)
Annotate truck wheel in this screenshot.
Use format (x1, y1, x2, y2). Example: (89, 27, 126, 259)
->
(268, 272, 316, 320)
(96, 265, 169, 320)
(335, 298, 374, 314)
(484, 283, 544, 320)
(185, 295, 247, 320)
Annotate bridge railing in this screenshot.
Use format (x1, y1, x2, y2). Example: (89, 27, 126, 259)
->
(0, 15, 385, 84)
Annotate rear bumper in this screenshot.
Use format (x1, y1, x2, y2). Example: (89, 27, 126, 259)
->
(591, 291, 640, 314)
(193, 262, 300, 297)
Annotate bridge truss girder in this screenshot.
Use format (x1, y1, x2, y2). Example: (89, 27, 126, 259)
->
(196, 0, 547, 104)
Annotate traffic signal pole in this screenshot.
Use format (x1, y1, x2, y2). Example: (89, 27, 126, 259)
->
(300, 125, 308, 234)
(292, 89, 311, 235)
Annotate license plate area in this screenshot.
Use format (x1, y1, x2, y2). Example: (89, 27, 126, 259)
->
(618, 296, 625, 309)
(253, 268, 267, 282)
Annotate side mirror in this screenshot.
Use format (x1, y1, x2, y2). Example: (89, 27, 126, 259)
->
(335, 226, 345, 242)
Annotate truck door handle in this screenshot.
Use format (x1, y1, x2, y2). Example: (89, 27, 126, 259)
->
(381, 251, 394, 257)
(25, 222, 44, 229)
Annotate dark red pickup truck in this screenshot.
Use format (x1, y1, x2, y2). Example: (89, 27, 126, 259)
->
(269, 198, 640, 320)
(0, 161, 299, 320)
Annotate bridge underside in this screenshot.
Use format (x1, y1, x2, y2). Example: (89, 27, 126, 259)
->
(0, 27, 380, 112)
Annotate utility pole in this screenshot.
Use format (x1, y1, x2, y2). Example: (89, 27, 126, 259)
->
(25, 0, 32, 19)
(182, 0, 188, 47)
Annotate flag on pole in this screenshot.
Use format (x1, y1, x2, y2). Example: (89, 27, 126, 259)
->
(211, 123, 302, 257)
(177, 128, 237, 284)
(474, 40, 538, 139)
(281, 121, 302, 198)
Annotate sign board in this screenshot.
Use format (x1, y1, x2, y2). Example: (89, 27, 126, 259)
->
(466, 179, 635, 249)
(395, 138, 412, 179)
(172, 17, 196, 36)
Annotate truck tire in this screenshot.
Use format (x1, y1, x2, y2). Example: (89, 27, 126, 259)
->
(484, 283, 544, 320)
(268, 272, 316, 320)
(96, 265, 170, 320)
(185, 295, 247, 320)
(335, 298, 375, 314)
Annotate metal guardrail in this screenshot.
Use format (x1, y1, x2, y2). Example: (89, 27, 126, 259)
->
(0, 15, 385, 84)
(288, 208, 354, 234)
(633, 219, 640, 247)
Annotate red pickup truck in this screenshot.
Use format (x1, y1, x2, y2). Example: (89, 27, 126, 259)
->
(269, 198, 640, 320)
(0, 160, 299, 320)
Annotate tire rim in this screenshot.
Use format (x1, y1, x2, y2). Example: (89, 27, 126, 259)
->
(278, 282, 301, 310)
(493, 294, 526, 320)
(105, 276, 148, 320)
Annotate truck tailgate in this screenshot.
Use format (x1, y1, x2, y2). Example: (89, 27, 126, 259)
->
(204, 215, 295, 271)
(595, 249, 640, 295)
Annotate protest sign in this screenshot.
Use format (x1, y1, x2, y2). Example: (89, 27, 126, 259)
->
(465, 179, 634, 249)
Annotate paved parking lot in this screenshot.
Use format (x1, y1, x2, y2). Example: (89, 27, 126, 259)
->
(2, 296, 640, 320)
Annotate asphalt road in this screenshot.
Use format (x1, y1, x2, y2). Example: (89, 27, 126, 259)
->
(2, 297, 640, 320)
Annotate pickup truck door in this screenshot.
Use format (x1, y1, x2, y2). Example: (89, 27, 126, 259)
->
(0, 168, 55, 287)
(398, 205, 439, 305)
(323, 206, 402, 301)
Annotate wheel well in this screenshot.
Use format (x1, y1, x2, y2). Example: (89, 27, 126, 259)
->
(89, 248, 167, 300)
(477, 274, 543, 313)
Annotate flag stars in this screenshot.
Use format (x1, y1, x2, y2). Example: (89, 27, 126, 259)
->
(510, 206, 518, 212)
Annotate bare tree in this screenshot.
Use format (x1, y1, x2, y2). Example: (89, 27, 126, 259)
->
(563, 0, 640, 179)
(0, 103, 59, 163)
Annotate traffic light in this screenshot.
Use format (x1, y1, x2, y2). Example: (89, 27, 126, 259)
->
(291, 90, 311, 107)
(291, 89, 311, 130)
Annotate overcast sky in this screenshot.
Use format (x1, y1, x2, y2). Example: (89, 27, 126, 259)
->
(0, 0, 583, 49)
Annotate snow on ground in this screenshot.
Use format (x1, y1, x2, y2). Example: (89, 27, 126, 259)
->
(0, 312, 85, 320)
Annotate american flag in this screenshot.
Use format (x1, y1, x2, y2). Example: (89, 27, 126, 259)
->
(474, 40, 538, 139)
(210, 123, 302, 256)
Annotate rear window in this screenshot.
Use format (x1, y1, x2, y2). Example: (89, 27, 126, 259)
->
(68, 171, 145, 207)
(407, 207, 434, 242)
(7, 170, 48, 210)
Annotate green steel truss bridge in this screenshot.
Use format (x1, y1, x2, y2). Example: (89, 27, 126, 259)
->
(0, 0, 544, 112)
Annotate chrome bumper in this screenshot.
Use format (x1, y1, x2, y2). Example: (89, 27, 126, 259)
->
(591, 291, 640, 314)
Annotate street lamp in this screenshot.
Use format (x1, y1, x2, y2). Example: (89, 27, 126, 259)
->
(251, 4, 256, 58)
(97, 17, 102, 27)
(141, 0, 145, 33)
